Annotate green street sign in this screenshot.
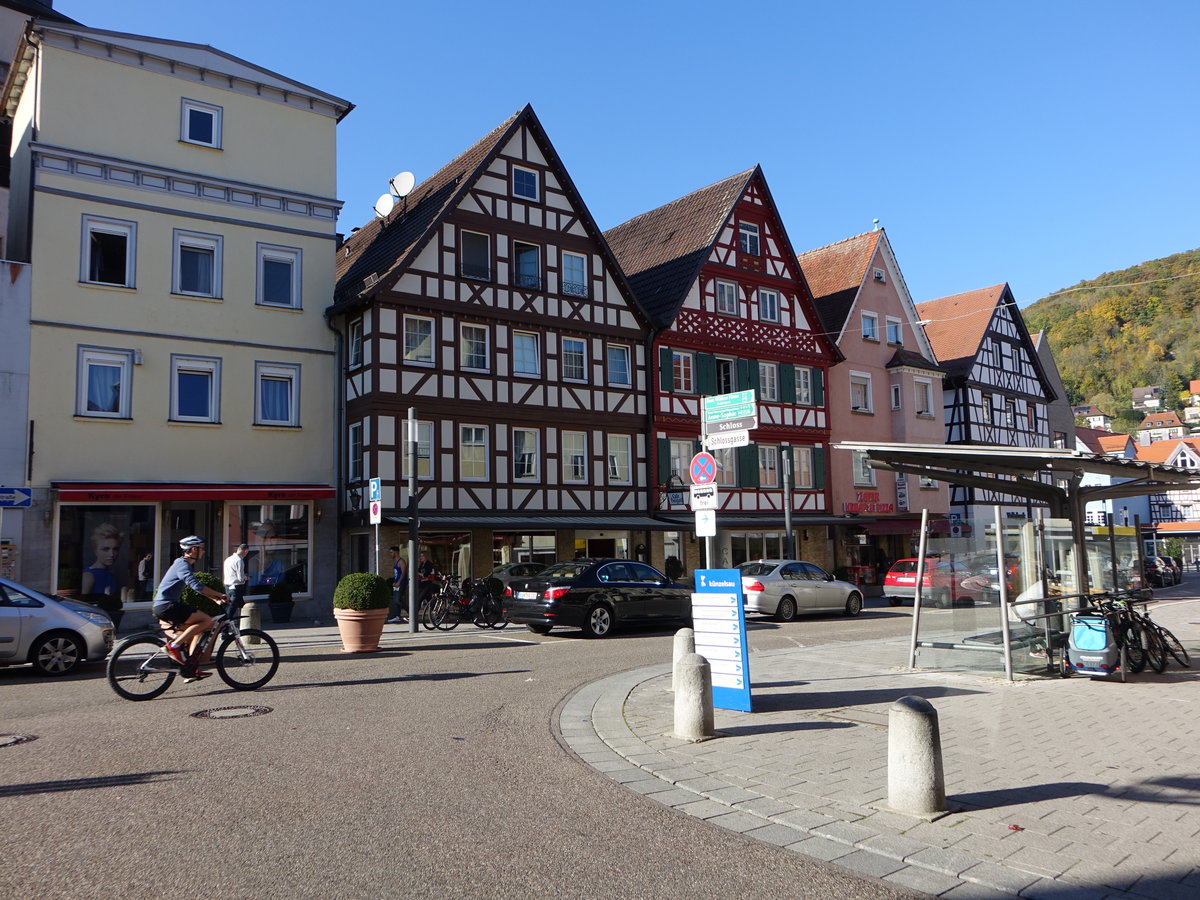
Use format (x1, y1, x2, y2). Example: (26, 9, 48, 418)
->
(703, 390, 757, 434)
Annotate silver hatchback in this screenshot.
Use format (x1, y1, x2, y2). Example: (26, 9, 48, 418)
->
(0, 576, 115, 676)
(738, 560, 864, 621)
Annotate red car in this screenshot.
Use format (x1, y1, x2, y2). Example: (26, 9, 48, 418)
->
(882, 558, 982, 608)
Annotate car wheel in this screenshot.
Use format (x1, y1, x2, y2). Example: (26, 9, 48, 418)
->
(933, 589, 951, 609)
(775, 596, 798, 622)
(843, 593, 864, 617)
(525, 623, 552, 635)
(30, 632, 84, 676)
(581, 604, 614, 638)
(886, 596, 902, 607)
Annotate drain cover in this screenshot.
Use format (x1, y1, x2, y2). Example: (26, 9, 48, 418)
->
(0, 734, 39, 747)
(191, 706, 273, 720)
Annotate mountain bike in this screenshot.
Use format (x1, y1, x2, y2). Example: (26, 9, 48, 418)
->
(106, 598, 280, 700)
(427, 576, 508, 631)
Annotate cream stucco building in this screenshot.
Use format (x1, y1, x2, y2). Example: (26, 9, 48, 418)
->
(2, 19, 351, 623)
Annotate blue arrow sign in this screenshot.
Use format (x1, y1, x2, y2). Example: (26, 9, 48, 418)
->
(0, 487, 32, 508)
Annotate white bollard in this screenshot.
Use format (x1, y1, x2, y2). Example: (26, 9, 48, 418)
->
(671, 627, 695, 693)
(673, 652, 715, 742)
(888, 695, 946, 816)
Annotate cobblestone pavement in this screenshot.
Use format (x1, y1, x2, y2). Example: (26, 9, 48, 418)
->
(559, 597, 1200, 899)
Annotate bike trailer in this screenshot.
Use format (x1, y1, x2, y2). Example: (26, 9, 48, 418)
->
(1067, 614, 1120, 677)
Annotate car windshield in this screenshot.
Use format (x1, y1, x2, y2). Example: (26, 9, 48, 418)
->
(538, 562, 590, 580)
(738, 562, 776, 577)
(888, 560, 918, 574)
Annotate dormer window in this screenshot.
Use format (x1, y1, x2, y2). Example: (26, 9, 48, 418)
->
(181, 99, 222, 149)
(738, 222, 759, 255)
(512, 166, 539, 201)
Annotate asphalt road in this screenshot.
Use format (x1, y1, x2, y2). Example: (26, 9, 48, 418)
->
(2, 601, 924, 899)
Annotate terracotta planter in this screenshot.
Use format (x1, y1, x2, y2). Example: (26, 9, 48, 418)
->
(333, 607, 388, 652)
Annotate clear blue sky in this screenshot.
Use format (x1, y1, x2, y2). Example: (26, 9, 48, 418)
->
(80, 0, 1198, 306)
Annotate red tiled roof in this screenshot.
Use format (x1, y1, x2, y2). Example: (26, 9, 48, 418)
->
(1140, 411, 1184, 427)
(916, 284, 1007, 370)
(1134, 438, 1200, 463)
(796, 231, 880, 299)
(1097, 433, 1132, 455)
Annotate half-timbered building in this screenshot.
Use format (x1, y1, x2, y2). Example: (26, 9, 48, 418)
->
(916, 284, 1055, 526)
(605, 167, 842, 572)
(798, 228, 948, 576)
(327, 106, 657, 578)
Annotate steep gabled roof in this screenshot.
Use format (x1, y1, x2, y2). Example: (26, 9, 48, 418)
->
(330, 104, 646, 326)
(917, 284, 1007, 370)
(798, 231, 881, 300)
(1098, 433, 1133, 455)
(603, 168, 755, 327)
(1135, 437, 1200, 464)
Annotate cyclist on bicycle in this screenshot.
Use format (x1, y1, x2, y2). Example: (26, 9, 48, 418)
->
(153, 536, 228, 679)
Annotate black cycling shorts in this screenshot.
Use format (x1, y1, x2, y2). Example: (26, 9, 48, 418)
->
(154, 601, 198, 629)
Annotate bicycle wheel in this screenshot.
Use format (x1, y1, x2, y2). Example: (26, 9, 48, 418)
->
(107, 635, 176, 701)
(215, 629, 280, 690)
(479, 594, 507, 629)
(1154, 624, 1191, 668)
(433, 595, 460, 631)
(1121, 622, 1148, 673)
(1140, 624, 1168, 674)
(419, 598, 437, 631)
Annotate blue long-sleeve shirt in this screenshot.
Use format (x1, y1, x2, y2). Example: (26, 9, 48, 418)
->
(152, 556, 205, 612)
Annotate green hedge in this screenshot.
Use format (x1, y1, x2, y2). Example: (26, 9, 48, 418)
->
(333, 573, 390, 610)
(181, 571, 223, 616)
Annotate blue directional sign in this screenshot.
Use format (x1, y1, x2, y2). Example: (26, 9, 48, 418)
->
(0, 487, 32, 508)
(692, 568, 752, 712)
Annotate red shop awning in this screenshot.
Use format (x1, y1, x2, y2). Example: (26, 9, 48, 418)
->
(53, 482, 335, 502)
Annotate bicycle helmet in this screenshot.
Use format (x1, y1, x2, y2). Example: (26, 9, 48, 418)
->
(179, 535, 206, 549)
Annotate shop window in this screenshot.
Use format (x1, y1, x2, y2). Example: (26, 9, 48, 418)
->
(228, 503, 311, 594)
(55, 505, 156, 603)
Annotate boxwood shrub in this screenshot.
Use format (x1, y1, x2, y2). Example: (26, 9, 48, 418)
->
(333, 573, 390, 611)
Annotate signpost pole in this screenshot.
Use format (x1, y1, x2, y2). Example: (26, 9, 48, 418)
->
(700, 401, 713, 568)
(782, 441, 793, 558)
(407, 407, 419, 633)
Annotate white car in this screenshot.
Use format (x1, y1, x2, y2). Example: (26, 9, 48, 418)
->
(0, 576, 115, 675)
(738, 560, 864, 621)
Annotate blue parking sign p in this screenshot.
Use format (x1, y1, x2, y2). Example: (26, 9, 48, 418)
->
(368, 477, 382, 503)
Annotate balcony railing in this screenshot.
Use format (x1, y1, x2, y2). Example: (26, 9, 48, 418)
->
(562, 280, 589, 298)
(512, 272, 543, 291)
(461, 262, 491, 281)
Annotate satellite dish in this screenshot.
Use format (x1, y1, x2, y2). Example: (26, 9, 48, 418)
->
(373, 192, 396, 218)
(389, 171, 415, 198)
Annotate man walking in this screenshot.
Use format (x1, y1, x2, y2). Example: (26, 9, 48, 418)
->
(223, 543, 250, 605)
(387, 545, 408, 624)
(137, 552, 154, 599)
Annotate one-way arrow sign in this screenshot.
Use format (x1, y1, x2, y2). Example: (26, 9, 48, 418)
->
(0, 487, 32, 508)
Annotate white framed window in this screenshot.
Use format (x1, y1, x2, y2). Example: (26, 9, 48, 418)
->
(716, 358, 736, 395)
(512, 166, 539, 201)
(461, 324, 489, 371)
(562, 251, 588, 297)
(738, 221, 759, 255)
(850, 372, 873, 412)
(792, 446, 814, 489)
(512, 428, 539, 480)
(669, 440, 692, 482)
(758, 289, 779, 322)
(759, 362, 779, 401)
(348, 422, 364, 483)
(891, 383, 902, 410)
(607, 344, 631, 386)
(403, 316, 434, 364)
(460, 230, 490, 281)
(171, 354, 221, 423)
(716, 280, 738, 315)
(607, 434, 632, 483)
(853, 450, 876, 486)
(255, 362, 299, 426)
(513, 331, 540, 376)
(180, 98, 222, 148)
(563, 431, 587, 483)
(349, 319, 364, 369)
(861, 312, 879, 341)
(460, 425, 488, 480)
(402, 420, 434, 479)
(257, 243, 302, 308)
(915, 379, 933, 416)
(172, 229, 222, 298)
(513, 242, 540, 290)
(759, 445, 779, 488)
(673, 351, 694, 393)
(562, 337, 586, 381)
(796, 366, 813, 405)
(77, 346, 133, 418)
(81, 215, 136, 287)
(886, 316, 903, 345)
(715, 447, 737, 487)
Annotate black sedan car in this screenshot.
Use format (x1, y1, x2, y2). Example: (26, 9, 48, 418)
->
(503, 558, 691, 637)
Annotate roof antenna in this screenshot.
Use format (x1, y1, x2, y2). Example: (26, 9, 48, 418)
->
(872, 218, 881, 231)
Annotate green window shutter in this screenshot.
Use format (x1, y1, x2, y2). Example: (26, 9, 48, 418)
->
(812, 368, 825, 406)
(659, 347, 673, 392)
(740, 359, 759, 392)
(738, 445, 759, 488)
(657, 438, 671, 483)
(780, 364, 796, 403)
(696, 353, 717, 396)
(813, 446, 826, 489)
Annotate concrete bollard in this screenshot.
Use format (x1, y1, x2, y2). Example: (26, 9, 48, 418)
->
(240, 601, 262, 645)
(888, 695, 946, 816)
(674, 652, 715, 742)
(671, 627, 695, 692)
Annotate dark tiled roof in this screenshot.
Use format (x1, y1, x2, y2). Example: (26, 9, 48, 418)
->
(603, 168, 755, 326)
(885, 348, 946, 374)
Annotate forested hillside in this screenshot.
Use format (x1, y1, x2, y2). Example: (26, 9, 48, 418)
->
(1023, 248, 1200, 432)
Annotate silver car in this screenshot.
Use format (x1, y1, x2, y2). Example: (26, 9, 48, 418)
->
(0, 576, 115, 675)
(738, 560, 864, 621)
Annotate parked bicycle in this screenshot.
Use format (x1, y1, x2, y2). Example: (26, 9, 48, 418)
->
(107, 598, 280, 700)
(1067, 594, 1188, 680)
(425, 575, 508, 631)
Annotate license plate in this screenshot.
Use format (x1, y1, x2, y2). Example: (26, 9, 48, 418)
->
(897, 577, 915, 585)
(517, 591, 537, 600)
